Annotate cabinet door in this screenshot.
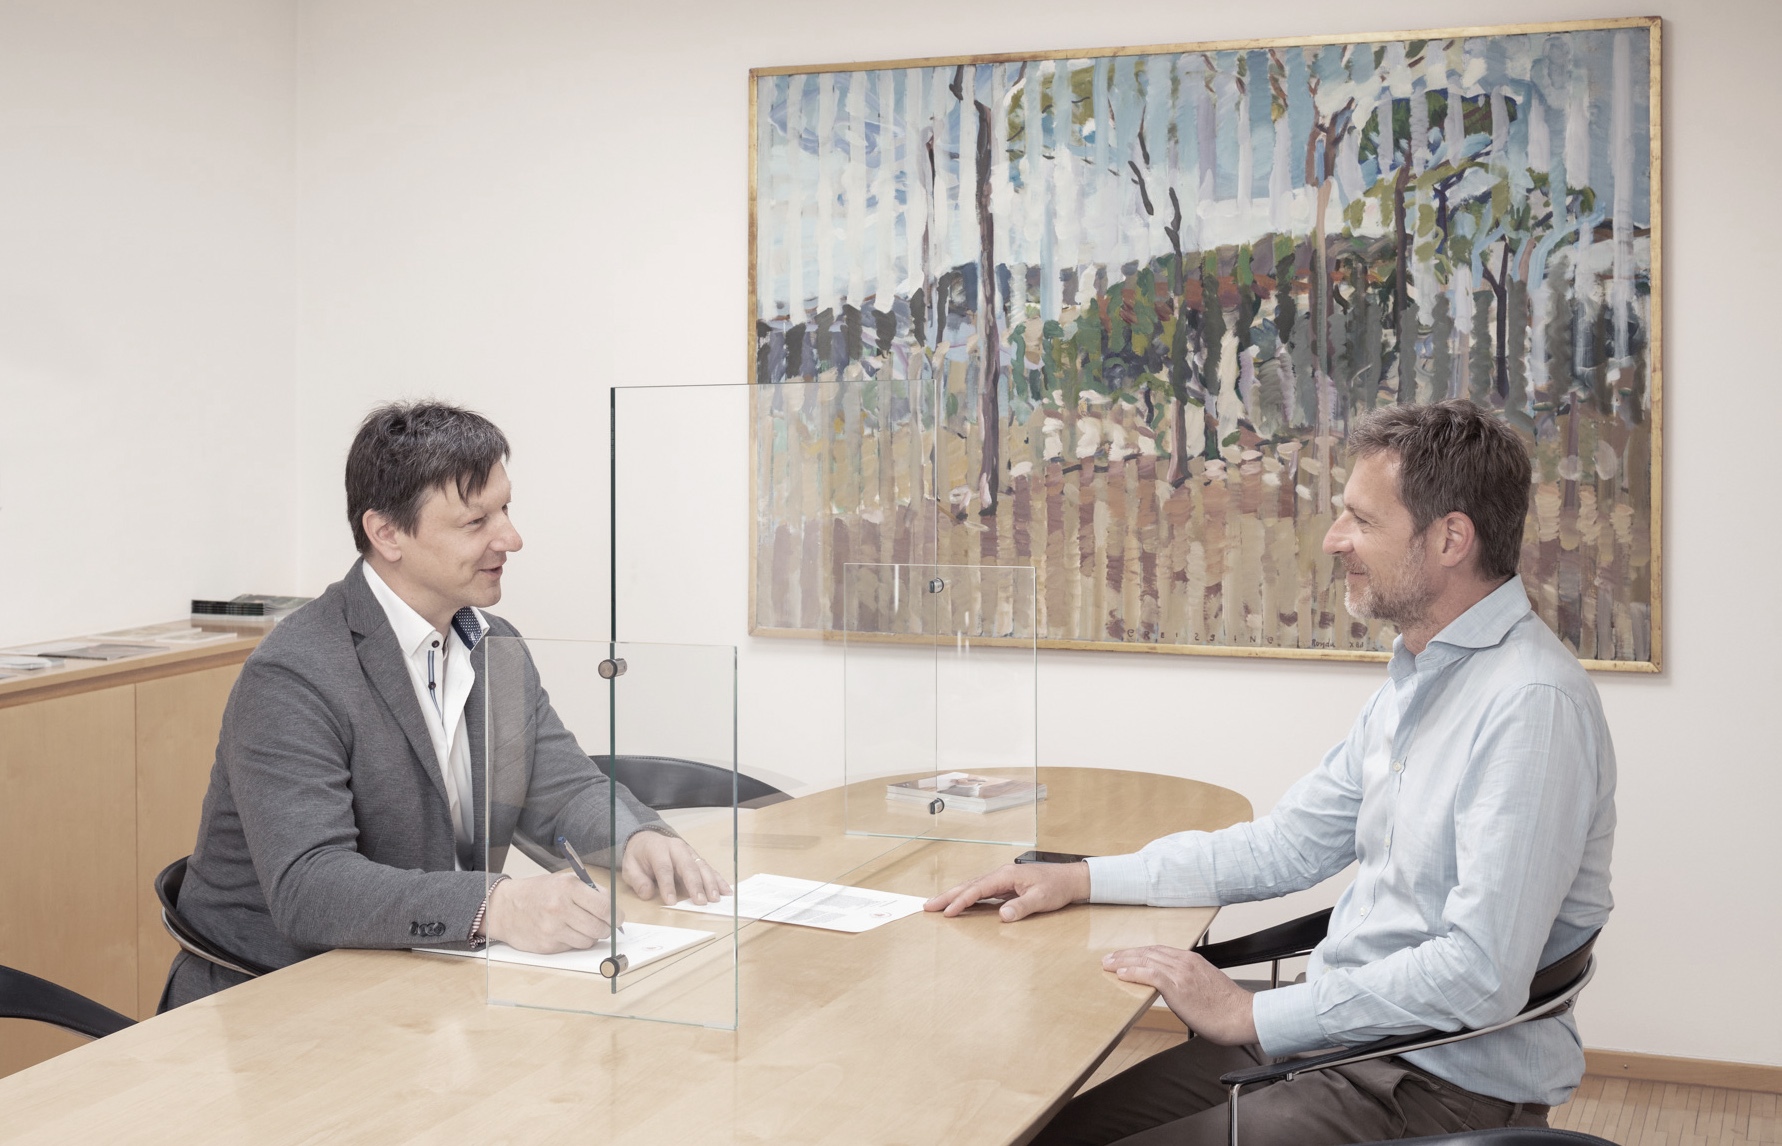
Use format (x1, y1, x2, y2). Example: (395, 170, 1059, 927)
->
(134, 665, 240, 1016)
(0, 686, 136, 1078)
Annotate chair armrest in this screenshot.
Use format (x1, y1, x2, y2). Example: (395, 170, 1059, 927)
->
(0, 965, 135, 1040)
(1199, 908, 1332, 970)
(1218, 955, 1596, 1090)
(1356, 1132, 1618, 1146)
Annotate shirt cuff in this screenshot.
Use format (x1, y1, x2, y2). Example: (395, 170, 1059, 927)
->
(1083, 854, 1150, 904)
(1251, 982, 1330, 1058)
(469, 874, 510, 947)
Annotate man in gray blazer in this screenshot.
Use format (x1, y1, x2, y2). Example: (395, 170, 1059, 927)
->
(164, 401, 727, 1008)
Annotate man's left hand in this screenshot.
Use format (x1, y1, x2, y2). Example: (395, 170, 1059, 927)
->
(1102, 944, 1259, 1046)
(621, 831, 733, 906)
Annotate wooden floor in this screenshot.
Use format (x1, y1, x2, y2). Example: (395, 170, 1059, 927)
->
(1085, 1030, 1781, 1145)
(1551, 1075, 1780, 1145)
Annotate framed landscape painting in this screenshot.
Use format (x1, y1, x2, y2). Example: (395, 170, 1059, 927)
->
(748, 17, 1662, 670)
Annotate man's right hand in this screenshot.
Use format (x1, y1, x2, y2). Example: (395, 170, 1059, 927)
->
(482, 872, 623, 953)
(923, 861, 1091, 922)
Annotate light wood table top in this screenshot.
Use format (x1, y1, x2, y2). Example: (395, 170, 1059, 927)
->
(0, 767, 1250, 1146)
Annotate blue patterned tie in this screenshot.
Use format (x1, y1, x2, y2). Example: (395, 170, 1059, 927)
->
(451, 607, 484, 651)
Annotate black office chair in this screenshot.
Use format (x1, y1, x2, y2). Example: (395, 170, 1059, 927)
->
(1355, 1132, 1615, 1146)
(0, 964, 135, 1041)
(1200, 910, 1601, 1146)
(592, 755, 791, 811)
(155, 857, 273, 979)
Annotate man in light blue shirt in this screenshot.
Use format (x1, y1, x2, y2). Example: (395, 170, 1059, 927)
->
(927, 400, 1616, 1145)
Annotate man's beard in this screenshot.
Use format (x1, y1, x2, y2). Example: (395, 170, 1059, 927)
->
(1344, 536, 1438, 630)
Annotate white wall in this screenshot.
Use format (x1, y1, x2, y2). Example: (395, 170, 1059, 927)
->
(7, 0, 1768, 1067)
(0, 0, 298, 646)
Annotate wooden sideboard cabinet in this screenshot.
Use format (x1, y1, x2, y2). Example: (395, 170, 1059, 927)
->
(0, 627, 263, 1078)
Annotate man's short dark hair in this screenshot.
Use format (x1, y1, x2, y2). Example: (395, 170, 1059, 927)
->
(346, 401, 510, 554)
(1347, 400, 1532, 580)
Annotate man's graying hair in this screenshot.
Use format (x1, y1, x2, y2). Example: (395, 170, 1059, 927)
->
(1347, 400, 1532, 581)
(346, 401, 510, 554)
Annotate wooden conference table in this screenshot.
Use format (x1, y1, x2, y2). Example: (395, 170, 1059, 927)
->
(0, 767, 1250, 1146)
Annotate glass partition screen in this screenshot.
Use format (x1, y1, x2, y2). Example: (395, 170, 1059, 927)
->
(482, 636, 739, 1029)
(843, 562, 1039, 847)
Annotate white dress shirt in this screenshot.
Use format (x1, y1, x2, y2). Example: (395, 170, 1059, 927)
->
(1084, 576, 1616, 1105)
(361, 563, 485, 870)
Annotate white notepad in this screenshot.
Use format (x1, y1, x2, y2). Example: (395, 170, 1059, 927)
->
(667, 873, 926, 933)
(417, 920, 717, 976)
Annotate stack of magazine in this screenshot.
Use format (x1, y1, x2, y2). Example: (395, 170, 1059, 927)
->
(885, 771, 1046, 814)
(191, 594, 312, 624)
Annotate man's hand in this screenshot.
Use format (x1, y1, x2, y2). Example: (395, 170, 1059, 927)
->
(1103, 945, 1259, 1046)
(621, 830, 733, 906)
(482, 872, 620, 953)
(924, 861, 1091, 922)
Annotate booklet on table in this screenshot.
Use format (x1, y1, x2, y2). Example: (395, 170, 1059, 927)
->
(667, 873, 926, 933)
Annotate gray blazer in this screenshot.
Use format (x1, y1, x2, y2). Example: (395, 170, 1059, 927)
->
(167, 560, 659, 1007)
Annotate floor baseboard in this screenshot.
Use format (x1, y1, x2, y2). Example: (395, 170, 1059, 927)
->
(1132, 1009, 1781, 1093)
(1581, 1049, 1782, 1094)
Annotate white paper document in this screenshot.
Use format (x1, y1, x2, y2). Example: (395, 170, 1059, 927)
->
(667, 873, 926, 933)
(417, 920, 717, 975)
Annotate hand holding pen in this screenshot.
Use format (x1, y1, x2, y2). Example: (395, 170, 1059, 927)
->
(477, 845, 624, 953)
(557, 836, 626, 935)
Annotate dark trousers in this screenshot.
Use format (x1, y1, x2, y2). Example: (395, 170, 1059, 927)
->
(1033, 1039, 1551, 1146)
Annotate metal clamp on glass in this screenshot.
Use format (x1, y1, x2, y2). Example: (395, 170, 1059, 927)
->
(597, 657, 627, 679)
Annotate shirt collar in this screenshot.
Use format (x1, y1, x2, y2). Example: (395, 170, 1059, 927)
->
(1428, 575, 1532, 651)
(1388, 575, 1531, 679)
(360, 563, 485, 658)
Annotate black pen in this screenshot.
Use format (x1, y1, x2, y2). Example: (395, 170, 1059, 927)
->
(556, 835, 626, 936)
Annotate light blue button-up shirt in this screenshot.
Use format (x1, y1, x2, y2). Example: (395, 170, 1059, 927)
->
(1085, 576, 1616, 1105)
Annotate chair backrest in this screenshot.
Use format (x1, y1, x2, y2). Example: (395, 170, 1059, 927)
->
(0, 964, 134, 1040)
(155, 857, 273, 978)
(592, 755, 790, 811)
(154, 853, 187, 913)
(1523, 929, 1600, 1013)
